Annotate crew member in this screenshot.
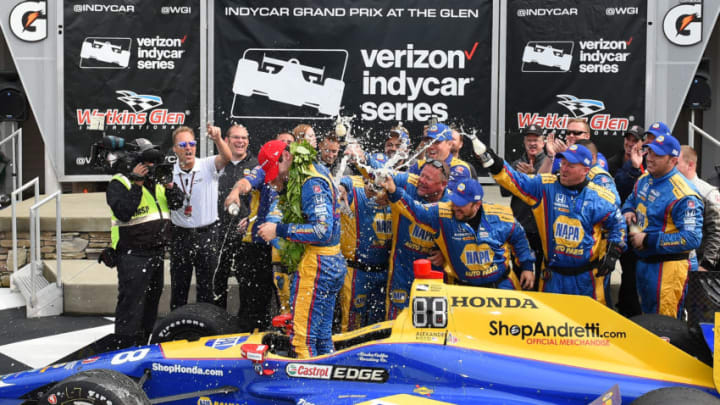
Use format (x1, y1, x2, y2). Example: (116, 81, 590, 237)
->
(408, 123, 473, 183)
(622, 127, 703, 317)
(169, 125, 231, 310)
(539, 118, 608, 174)
(256, 140, 346, 358)
(337, 176, 392, 331)
(382, 177, 535, 289)
(488, 143, 626, 303)
(106, 139, 183, 347)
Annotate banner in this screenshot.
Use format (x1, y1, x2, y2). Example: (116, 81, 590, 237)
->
(213, 0, 493, 157)
(63, 0, 201, 176)
(504, 0, 646, 163)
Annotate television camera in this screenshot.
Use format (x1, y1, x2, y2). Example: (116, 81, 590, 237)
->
(89, 135, 174, 184)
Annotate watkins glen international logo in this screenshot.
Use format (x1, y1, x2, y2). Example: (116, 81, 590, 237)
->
(76, 90, 186, 129)
(517, 94, 631, 134)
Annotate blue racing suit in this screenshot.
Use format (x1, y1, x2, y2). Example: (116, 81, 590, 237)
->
(338, 176, 392, 331)
(621, 168, 704, 317)
(409, 155, 473, 183)
(389, 187, 535, 289)
(493, 161, 626, 303)
(275, 162, 346, 358)
(386, 172, 448, 320)
(588, 165, 621, 207)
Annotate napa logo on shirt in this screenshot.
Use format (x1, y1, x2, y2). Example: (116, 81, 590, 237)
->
(553, 216, 584, 248)
(372, 212, 392, 243)
(409, 223, 436, 248)
(460, 244, 494, 272)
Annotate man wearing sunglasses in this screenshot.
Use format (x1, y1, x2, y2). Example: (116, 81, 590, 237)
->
(408, 123, 473, 183)
(622, 127, 704, 317)
(539, 118, 609, 174)
(169, 124, 232, 311)
(380, 177, 536, 291)
(485, 143, 626, 304)
(384, 158, 451, 320)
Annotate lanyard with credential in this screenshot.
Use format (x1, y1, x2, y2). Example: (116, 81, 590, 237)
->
(179, 171, 196, 217)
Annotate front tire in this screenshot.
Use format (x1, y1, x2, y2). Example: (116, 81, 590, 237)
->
(632, 387, 720, 404)
(150, 303, 236, 343)
(42, 369, 149, 405)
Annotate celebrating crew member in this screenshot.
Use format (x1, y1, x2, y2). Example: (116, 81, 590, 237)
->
(337, 176, 392, 331)
(539, 118, 608, 174)
(408, 123, 473, 182)
(622, 125, 704, 317)
(256, 140, 346, 358)
(487, 143, 626, 303)
(106, 139, 183, 347)
(169, 124, 231, 310)
(382, 177, 535, 289)
(368, 125, 410, 169)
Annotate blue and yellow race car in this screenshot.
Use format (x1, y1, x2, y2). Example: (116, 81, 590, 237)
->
(0, 266, 719, 404)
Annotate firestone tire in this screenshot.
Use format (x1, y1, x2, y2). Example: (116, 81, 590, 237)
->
(42, 369, 149, 405)
(631, 387, 720, 404)
(630, 313, 712, 365)
(150, 302, 236, 343)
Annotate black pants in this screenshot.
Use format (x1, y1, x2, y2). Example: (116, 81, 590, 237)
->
(170, 224, 218, 310)
(214, 239, 274, 332)
(616, 249, 641, 317)
(523, 232, 544, 291)
(115, 252, 164, 344)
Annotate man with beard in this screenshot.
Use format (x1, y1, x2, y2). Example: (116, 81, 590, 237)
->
(380, 177, 535, 289)
(256, 140, 346, 358)
(369, 125, 410, 170)
(487, 143, 626, 303)
(622, 126, 704, 317)
(450, 127, 478, 178)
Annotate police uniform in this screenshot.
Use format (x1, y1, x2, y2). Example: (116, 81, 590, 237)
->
(622, 168, 703, 316)
(491, 148, 626, 303)
(389, 182, 534, 289)
(107, 173, 180, 346)
(338, 176, 392, 332)
(385, 172, 448, 320)
(170, 156, 222, 310)
(275, 162, 346, 358)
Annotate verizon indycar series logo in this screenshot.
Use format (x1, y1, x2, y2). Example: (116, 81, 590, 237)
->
(76, 90, 186, 129)
(285, 363, 388, 383)
(517, 94, 630, 133)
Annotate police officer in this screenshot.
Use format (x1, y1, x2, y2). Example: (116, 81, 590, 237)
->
(622, 125, 704, 317)
(487, 144, 626, 303)
(106, 139, 183, 347)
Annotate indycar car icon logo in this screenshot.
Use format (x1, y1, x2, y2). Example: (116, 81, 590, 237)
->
(522, 42, 573, 72)
(232, 49, 347, 118)
(80, 37, 131, 68)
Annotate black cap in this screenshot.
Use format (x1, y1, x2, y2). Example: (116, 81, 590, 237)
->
(524, 124, 543, 136)
(625, 125, 644, 141)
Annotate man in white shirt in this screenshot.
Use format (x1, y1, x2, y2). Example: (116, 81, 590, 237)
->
(169, 124, 231, 310)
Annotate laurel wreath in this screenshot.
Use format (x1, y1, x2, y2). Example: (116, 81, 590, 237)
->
(277, 140, 317, 273)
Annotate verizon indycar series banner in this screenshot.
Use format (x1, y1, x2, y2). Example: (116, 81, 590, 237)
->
(505, 0, 646, 163)
(64, 0, 200, 175)
(214, 0, 492, 155)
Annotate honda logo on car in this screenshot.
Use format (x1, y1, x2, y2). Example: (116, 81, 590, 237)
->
(286, 363, 388, 383)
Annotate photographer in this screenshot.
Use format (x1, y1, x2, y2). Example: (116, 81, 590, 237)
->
(105, 139, 183, 348)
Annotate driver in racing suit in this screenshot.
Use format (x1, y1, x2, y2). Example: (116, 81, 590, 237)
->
(256, 140, 346, 358)
(486, 144, 626, 303)
(382, 177, 535, 289)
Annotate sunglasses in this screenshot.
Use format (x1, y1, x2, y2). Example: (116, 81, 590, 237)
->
(176, 140, 197, 148)
(566, 130, 587, 136)
(424, 159, 448, 177)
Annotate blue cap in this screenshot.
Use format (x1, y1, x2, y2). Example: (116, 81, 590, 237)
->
(448, 179, 484, 206)
(644, 121, 672, 139)
(645, 133, 681, 157)
(389, 128, 410, 142)
(556, 144, 592, 168)
(425, 123, 453, 142)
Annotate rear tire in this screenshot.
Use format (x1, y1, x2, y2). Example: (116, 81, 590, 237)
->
(632, 387, 720, 404)
(150, 303, 236, 343)
(631, 314, 712, 365)
(42, 369, 149, 405)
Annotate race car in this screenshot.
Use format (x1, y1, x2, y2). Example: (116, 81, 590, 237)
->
(232, 55, 345, 116)
(80, 39, 131, 68)
(522, 43, 572, 71)
(0, 261, 719, 404)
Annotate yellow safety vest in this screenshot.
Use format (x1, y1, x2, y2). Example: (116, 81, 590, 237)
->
(110, 174, 170, 249)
